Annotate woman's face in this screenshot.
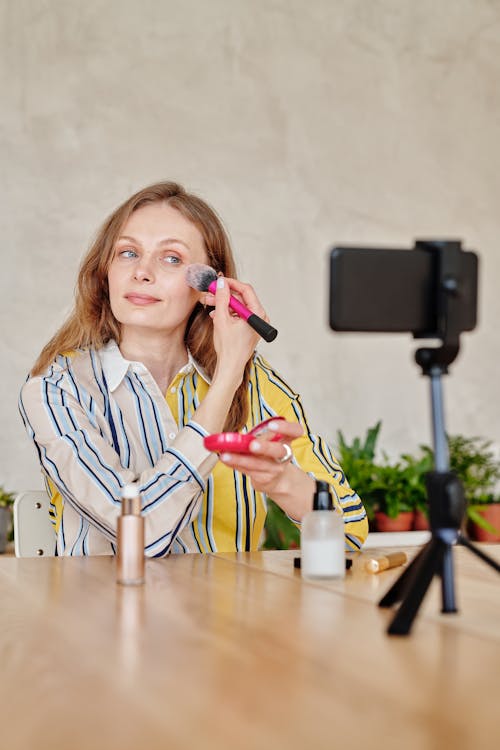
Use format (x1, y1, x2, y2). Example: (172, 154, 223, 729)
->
(107, 202, 208, 338)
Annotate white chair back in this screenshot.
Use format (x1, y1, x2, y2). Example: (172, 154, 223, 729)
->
(13, 491, 56, 557)
(363, 530, 431, 549)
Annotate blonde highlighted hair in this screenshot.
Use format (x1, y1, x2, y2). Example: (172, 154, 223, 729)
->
(32, 181, 251, 430)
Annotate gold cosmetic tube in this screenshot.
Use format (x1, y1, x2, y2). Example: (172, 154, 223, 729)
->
(365, 551, 407, 574)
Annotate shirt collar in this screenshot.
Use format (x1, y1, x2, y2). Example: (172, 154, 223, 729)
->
(99, 339, 211, 392)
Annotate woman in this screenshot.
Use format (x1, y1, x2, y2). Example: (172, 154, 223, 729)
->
(19, 181, 367, 556)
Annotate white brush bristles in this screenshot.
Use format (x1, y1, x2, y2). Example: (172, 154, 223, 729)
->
(185, 263, 218, 292)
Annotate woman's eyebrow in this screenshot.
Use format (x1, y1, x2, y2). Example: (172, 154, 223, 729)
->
(116, 235, 190, 250)
(157, 238, 190, 249)
(116, 235, 140, 244)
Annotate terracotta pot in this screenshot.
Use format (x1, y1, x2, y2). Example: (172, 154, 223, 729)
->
(374, 511, 414, 533)
(413, 509, 430, 531)
(469, 504, 500, 543)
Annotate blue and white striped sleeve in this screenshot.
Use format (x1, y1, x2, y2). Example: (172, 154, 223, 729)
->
(19, 375, 217, 557)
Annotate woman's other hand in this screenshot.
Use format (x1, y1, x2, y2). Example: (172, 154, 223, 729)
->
(218, 420, 315, 515)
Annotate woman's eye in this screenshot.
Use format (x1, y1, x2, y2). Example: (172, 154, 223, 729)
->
(162, 254, 181, 265)
(119, 249, 138, 259)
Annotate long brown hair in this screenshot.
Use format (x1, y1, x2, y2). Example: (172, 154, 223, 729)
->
(31, 181, 251, 430)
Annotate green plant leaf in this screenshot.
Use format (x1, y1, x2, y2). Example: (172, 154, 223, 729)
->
(448, 435, 500, 504)
(263, 500, 300, 550)
(467, 505, 500, 535)
(0, 487, 15, 508)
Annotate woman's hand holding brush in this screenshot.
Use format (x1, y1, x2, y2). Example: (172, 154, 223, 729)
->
(186, 263, 278, 342)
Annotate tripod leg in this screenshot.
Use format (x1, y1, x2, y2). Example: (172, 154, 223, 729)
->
(387, 539, 443, 636)
(457, 533, 500, 572)
(440, 542, 457, 612)
(379, 544, 427, 608)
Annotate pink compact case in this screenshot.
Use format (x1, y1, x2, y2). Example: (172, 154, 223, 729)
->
(204, 417, 285, 454)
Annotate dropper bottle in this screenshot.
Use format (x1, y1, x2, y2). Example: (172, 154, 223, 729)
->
(117, 483, 145, 585)
(300, 480, 345, 580)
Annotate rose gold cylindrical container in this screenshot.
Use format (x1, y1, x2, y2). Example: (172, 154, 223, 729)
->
(117, 484, 145, 585)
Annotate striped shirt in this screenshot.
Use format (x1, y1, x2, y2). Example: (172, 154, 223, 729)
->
(19, 340, 368, 556)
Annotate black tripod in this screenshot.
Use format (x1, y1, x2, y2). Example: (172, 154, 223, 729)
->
(379, 341, 500, 635)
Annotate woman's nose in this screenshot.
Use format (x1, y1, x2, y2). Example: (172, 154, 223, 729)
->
(134, 256, 154, 282)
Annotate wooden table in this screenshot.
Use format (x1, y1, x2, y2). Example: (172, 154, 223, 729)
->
(0, 544, 499, 750)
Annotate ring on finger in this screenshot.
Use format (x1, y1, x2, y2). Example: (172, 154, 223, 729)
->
(276, 443, 293, 464)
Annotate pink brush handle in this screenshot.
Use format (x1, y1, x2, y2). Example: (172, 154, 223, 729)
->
(208, 280, 251, 320)
(207, 279, 278, 342)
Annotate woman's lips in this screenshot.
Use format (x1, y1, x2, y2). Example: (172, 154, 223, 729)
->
(125, 293, 161, 306)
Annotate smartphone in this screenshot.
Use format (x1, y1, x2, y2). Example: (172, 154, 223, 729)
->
(329, 243, 478, 335)
(204, 417, 285, 454)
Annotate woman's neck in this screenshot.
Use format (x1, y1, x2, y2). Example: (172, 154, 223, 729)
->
(118, 328, 189, 394)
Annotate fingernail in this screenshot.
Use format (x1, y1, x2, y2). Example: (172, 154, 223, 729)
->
(250, 440, 260, 452)
(217, 277, 225, 289)
(268, 421, 280, 431)
(221, 452, 231, 461)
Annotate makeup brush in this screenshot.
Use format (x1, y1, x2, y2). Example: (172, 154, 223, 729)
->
(185, 263, 278, 342)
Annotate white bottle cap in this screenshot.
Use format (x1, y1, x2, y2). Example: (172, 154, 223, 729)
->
(121, 483, 139, 499)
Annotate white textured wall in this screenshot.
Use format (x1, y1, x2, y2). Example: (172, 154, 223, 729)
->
(2, 0, 500, 492)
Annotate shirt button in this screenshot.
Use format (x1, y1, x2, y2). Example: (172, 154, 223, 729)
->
(170, 387, 176, 393)
(169, 432, 176, 440)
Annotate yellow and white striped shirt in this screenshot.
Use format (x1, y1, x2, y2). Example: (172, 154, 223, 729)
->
(19, 340, 367, 555)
